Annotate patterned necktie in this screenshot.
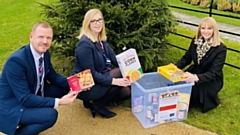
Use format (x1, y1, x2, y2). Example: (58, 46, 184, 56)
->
(98, 42, 111, 71)
(99, 43, 103, 50)
(39, 57, 43, 80)
(37, 57, 43, 96)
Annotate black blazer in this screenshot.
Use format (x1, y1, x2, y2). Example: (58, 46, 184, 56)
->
(0, 44, 69, 134)
(72, 35, 118, 101)
(176, 38, 227, 113)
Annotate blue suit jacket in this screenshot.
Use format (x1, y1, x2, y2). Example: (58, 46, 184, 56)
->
(72, 35, 119, 100)
(0, 44, 69, 134)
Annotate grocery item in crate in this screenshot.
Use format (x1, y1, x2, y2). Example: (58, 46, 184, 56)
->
(116, 48, 143, 82)
(158, 91, 179, 121)
(67, 69, 94, 93)
(132, 96, 144, 113)
(157, 64, 186, 83)
(177, 93, 190, 119)
(131, 72, 194, 128)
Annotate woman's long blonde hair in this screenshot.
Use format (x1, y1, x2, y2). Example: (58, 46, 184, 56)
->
(77, 9, 107, 42)
(195, 17, 222, 47)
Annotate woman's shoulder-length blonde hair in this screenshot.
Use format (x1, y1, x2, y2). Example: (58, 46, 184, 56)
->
(77, 8, 107, 42)
(195, 17, 222, 47)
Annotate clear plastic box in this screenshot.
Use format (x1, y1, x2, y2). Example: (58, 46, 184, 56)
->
(131, 72, 194, 128)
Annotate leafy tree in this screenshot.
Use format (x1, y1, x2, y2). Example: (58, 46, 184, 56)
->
(39, 0, 176, 72)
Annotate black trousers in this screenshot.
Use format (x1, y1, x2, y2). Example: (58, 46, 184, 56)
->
(77, 68, 131, 108)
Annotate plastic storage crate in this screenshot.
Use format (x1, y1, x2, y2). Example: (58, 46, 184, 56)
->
(131, 72, 194, 128)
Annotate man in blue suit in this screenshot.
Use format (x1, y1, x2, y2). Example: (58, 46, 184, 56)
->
(0, 22, 78, 135)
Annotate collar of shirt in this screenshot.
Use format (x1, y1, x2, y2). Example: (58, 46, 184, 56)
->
(30, 44, 44, 60)
(30, 44, 45, 95)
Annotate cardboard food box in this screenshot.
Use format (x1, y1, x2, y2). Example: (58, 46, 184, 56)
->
(67, 69, 94, 93)
(116, 48, 143, 82)
(157, 64, 185, 83)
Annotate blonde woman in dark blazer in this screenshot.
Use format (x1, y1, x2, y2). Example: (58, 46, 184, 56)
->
(72, 9, 131, 118)
(176, 17, 227, 113)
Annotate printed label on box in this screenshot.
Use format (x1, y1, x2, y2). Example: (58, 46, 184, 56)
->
(158, 91, 179, 121)
(116, 48, 143, 82)
(67, 69, 94, 93)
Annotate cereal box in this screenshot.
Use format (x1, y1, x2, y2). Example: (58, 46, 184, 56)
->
(67, 69, 94, 93)
(157, 64, 186, 83)
(116, 48, 143, 82)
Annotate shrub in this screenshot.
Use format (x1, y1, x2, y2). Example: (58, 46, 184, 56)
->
(217, 0, 232, 11)
(232, 0, 240, 13)
(229, 0, 239, 4)
(200, 0, 211, 8)
(190, 0, 200, 5)
(39, 0, 176, 72)
(213, 0, 219, 9)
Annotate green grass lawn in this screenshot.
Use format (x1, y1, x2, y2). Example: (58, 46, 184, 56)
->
(0, 0, 58, 73)
(1, 0, 240, 135)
